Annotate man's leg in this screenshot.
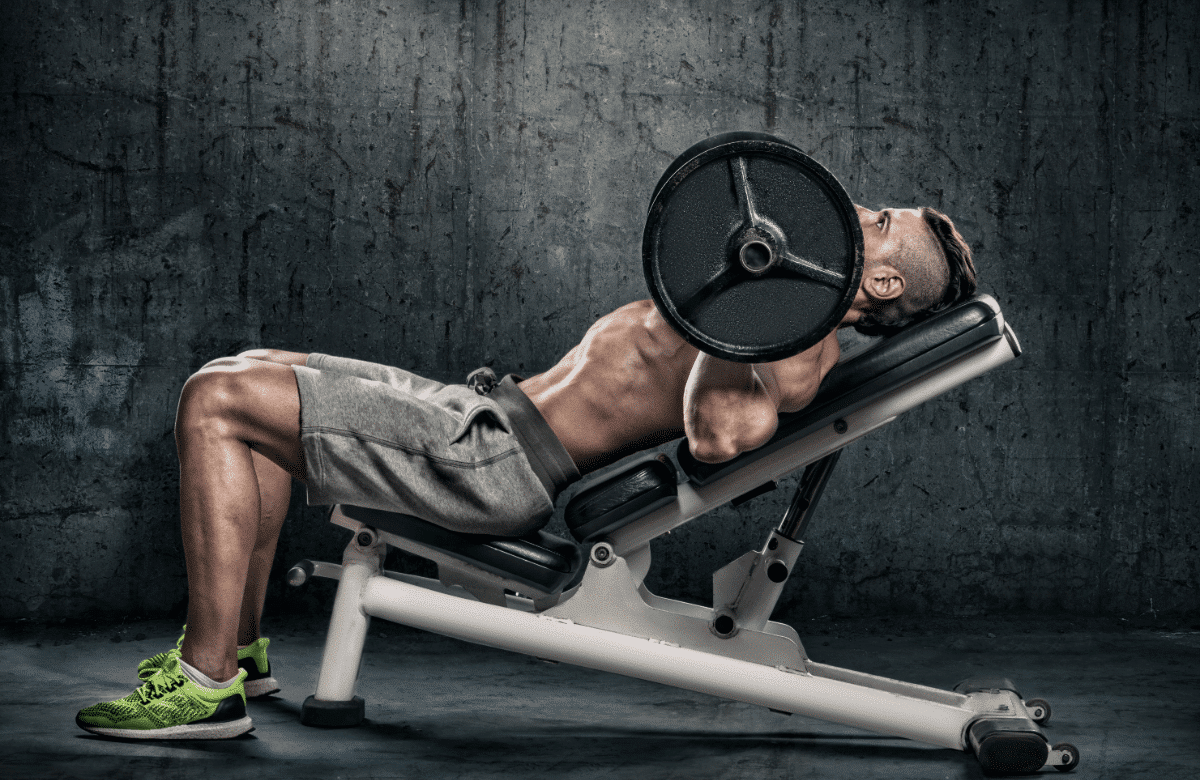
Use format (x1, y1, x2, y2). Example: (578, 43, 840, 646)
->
(236, 450, 290, 646)
(233, 350, 308, 646)
(174, 355, 307, 683)
(76, 353, 306, 739)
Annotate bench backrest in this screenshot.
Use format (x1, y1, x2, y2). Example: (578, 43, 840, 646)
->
(676, 294, 1017, 486)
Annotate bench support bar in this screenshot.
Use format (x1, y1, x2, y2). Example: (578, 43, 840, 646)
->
(303, 537, 1047, 754)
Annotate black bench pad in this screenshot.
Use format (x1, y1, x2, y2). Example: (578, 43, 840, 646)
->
(564, 456, 678, 543)
(677, 295, 1009, 486)
(340, 505, 584, 594)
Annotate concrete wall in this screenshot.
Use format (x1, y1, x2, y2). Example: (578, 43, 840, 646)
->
(2, 0, 1196, 621)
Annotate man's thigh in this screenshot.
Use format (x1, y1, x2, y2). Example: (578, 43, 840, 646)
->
(292, 358, 552, 536)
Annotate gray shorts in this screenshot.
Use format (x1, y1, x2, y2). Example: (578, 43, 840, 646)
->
(292, 354, 580, 537)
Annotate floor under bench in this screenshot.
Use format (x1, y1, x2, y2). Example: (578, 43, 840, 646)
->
(2, 613, 1197, 779)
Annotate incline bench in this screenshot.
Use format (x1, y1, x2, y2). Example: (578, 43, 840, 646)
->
(288, 293, 1080, 775)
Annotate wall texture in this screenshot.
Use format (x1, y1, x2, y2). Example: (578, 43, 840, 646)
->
(1, 0, 1196, 621)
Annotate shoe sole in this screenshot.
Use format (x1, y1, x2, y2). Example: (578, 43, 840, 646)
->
(77, 715, 254, 740)
(244, 676, 281, 698)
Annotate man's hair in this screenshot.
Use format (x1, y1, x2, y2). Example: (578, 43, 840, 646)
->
(853, 207, 977, 337)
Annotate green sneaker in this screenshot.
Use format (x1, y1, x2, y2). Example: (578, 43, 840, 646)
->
(76, 656, 252, 740)
(236, 637, 280, 698)
(138, 628, 279, 698)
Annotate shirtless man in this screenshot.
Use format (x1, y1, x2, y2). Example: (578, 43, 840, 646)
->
(75, 204, 975, 739)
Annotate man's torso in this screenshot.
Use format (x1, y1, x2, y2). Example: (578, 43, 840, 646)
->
(518, 300, 839, 474)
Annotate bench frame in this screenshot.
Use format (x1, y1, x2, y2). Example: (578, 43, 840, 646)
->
(290, 296, 1079, 774)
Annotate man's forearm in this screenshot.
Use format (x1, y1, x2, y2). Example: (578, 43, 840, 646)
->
(683, 352, 779, 462)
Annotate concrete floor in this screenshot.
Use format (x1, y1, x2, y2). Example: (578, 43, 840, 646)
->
(2, 614, 1198, 779)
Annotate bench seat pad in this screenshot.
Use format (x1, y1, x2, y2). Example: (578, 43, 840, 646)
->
(340, 504, 584, 594)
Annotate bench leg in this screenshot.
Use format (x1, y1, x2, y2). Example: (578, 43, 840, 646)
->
(301, 534, 381, 727)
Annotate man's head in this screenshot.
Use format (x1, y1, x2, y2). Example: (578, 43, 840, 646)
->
(843, 205, 977, 336)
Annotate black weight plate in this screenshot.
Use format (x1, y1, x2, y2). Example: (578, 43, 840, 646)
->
(643, 133, 863, 363)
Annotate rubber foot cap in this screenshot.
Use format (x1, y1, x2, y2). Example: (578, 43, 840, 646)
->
(976, 731, 1049, 775)
(301, 695, 365, 727)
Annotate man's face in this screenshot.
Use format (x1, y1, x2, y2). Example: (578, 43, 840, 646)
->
(841, 205, 936, 327)
(854, 205, 928, 267)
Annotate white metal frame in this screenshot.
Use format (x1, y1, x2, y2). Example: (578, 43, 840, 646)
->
(293, 300, 1075, 772)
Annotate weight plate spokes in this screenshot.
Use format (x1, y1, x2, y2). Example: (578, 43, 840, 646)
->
(643, 132, 864, 363)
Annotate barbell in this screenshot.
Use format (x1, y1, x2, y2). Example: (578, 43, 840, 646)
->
(642, 132, 864, 363)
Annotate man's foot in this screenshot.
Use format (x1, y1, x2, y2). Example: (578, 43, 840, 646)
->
(76, 656, 252, 740)
(138, 628, 280, 698)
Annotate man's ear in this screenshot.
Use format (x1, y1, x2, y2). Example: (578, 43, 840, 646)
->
(863, 265, 905, 303)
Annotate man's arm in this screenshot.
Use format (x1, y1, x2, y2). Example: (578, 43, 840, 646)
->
(683, 331, 840, 463)
(683, 355, 778, 463)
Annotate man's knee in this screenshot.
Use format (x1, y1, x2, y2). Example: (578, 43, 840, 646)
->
(197, 355, 242, 372)
(192, 349, 304, 375)
(176, 359, 258, 440)
(236, 348, 308, 366)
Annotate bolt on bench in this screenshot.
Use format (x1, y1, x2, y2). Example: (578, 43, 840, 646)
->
(289, 292, 1080, 776)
